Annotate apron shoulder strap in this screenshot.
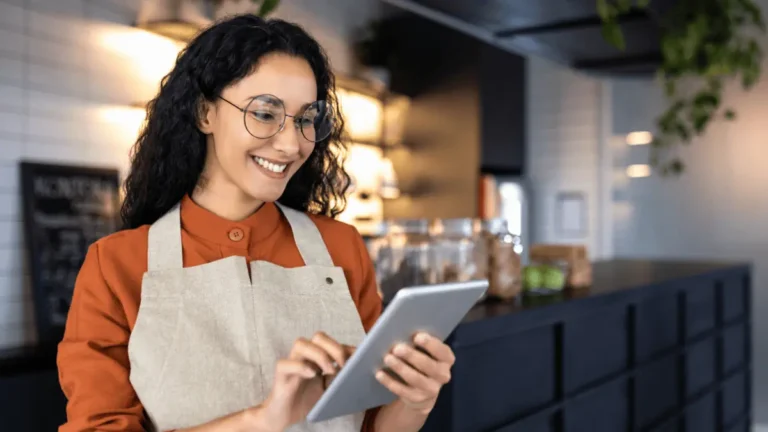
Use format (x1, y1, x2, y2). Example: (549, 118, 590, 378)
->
(274, 203, 334, 267)
(147, 204, 184, 271)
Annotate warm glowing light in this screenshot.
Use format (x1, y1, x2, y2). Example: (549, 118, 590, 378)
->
(378, 157, 400, 199)
(344, 144, 384, 192)
(337, 89, 383, 143)
(98, 106, 147, 139)
(626, 164, 652, 178)
(96, 27, 184, 82)
(383, 95, 410, 146)
(626, 131, 653, 145)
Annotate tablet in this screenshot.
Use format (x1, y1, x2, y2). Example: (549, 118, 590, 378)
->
(306, 279, 488, 423)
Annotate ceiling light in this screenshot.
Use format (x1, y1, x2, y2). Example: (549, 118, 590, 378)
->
(626, 131, 653, 145)
(626, 164, 651, 178)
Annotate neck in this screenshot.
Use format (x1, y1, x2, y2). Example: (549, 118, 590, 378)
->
(191, 180, 264, 222)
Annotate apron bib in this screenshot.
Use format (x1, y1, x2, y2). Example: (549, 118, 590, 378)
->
(127, 203, 367, 431)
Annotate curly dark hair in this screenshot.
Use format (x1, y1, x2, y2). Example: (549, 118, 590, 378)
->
(120, 15, 350, 229)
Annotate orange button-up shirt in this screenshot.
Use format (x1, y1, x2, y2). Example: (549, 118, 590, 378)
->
(57, 196, 382, 431)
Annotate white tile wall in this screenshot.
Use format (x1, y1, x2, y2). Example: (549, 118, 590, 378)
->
(0, 0, 174, 350)
(0, 0, 381, 350)
(525, 56, 604, 256)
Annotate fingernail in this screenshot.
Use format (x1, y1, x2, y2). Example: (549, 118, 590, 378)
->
(385, 354, 396, 365)
(394, 344, 408, 355)
(375, 371, 385, 380)
(416, 333, 429, 344)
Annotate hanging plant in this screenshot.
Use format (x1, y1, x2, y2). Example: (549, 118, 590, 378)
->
(209, 0, 281, 17)
(597, 0, 765, 175)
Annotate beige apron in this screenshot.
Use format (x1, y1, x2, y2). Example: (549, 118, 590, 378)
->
(127, 202, 367, 431)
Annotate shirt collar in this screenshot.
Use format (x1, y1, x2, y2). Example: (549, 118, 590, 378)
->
(179, 195, 282, 248)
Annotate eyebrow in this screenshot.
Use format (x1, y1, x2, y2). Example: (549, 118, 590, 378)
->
(247, 95, 315, 113)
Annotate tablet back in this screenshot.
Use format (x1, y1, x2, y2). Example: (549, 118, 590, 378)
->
(306, 280, 488, 423)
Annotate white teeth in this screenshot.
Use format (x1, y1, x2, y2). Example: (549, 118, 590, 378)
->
(253, 156, 287, 173)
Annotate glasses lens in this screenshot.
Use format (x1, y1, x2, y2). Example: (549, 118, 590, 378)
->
(244, 95, 285, 138)
(299, 100, 334, 142)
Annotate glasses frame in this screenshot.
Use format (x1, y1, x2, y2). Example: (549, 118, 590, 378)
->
(218, 95, 333, 143)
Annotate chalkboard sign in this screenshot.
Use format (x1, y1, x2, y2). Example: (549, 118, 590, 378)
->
(20, 162, 121, 345)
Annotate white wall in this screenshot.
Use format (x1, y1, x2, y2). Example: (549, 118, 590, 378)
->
(525, 56, 605, 257)
(526, 1, 768, 423)
(610, 62, 768, 424)
(0, 0, 380, 350)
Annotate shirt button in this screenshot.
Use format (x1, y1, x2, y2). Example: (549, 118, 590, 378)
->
(228, 228, 244, 242)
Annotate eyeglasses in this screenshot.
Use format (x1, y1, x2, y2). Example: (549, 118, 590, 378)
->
(218, 94, 334, 142)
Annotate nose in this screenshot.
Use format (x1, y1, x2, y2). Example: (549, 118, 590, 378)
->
(272, 120, 302, 157)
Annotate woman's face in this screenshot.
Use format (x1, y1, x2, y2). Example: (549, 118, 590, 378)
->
(199, 53, 319, 203)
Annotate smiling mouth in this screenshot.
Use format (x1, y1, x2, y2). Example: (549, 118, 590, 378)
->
(251, 156, 289, 174)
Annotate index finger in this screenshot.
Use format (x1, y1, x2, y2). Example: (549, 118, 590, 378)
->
(311, 332, 350, 369)
(414, 333, 455, 365)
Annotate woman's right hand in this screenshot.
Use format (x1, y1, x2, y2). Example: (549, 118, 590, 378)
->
(255, 332, 354, 431)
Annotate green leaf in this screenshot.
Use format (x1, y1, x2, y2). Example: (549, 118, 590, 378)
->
(664, 79, 676, 97)
(669, 160, 685, 175)
(257, 0, 280, 17)
(602, 21, 626, 50)
(636, 0, 650, 8)
(616, 0, 632, 13)
(597, 0, 613, 21)
(742, 63, 760, 88)
(724, 109, 736, 120)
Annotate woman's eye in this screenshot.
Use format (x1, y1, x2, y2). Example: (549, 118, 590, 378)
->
(250, 110, 277, 122)
(299, 117, 314, 127)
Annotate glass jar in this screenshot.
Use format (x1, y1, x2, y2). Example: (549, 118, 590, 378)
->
(482, 219, 523, 300)
(374, 219, 436, 304)
(431, 218, 488, 285)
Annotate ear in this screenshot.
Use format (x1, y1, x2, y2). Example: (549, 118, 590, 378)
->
(197, 98, 217, 134)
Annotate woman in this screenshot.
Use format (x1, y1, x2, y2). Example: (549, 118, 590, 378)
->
(57, 14, 455, 432)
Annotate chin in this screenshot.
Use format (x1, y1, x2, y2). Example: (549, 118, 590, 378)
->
(242, 184, 288, 204)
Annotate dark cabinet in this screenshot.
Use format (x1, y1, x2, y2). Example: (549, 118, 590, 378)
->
(381, 13, 527, 175)
(479, 44, 526, 175)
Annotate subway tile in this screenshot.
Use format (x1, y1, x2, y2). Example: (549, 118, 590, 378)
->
(0, 191, 19, 219)
(0, 28, 25, 57)
(24, 139, 89, 161)
(0, 323, 37, 350)
(0, 274, 25, 301)
(89, 70, 153, 104)
(27, 115, 87, 142)
(0, 135, 23, 161)
(0, 162, 17, 192)
(28, 90, 92, 119)
(0, 1, 25, 31)
(0, 0, 25, 8)
(0, 56, 25, 84)
(0, 298, 35, 329)
(0, 111, 25, 135)
(28, 36, 86, 70)
(86, 1, 134, 26)
(0, 219, 22, 247)
(0, 246, 21, 273)
(28, 0, 84, 17)
(28, 9, 92, 46)
(28, 63, 87, 99)
(0, 84, 24, 112)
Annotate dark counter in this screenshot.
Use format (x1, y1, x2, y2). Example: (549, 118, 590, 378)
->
(1, 259, 752, 431)
(423, 259, 752, 432)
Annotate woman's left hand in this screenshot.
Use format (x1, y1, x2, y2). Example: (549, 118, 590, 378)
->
(375, 332, 455, 415)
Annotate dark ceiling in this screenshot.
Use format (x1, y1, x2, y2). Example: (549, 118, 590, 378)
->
(381, 0, 677, 76)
